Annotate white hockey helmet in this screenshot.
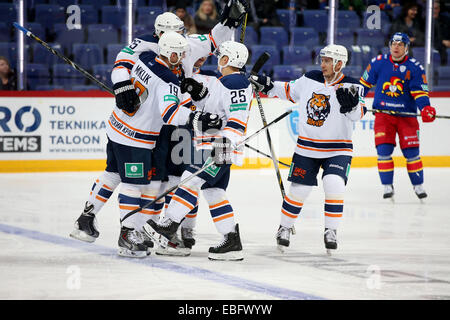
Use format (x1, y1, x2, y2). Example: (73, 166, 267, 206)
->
(319, 44, 348, 72)
(158, 31, 189, 65)
(154, 12, 185, 36)
(215, 40, 248, 72)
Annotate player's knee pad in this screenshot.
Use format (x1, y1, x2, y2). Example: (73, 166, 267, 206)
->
(288, 182, 312, 201)
(99, 171, 121, 189)
(323, 174, 346, 195)
(119, 183, 141, 198)
(179, 171, 205, 191)
(401, 147, 420, 161)
(376, 143, 395, 158)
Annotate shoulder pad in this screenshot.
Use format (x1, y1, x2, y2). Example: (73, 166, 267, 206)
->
(220, 73, 250, 89)
(304, 70, 325, 83)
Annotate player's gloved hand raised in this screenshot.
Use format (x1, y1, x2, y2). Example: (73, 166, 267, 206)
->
(188, 111, 223, 132)
(249, 74, 274, 94)
(421, 106, 436, 123)
(336, 86, 359, 114)
(180, 78, 209, 101)
(211, 137, 233, 166)
(220, 0, 249, 28)
(113, 80, 140, 114)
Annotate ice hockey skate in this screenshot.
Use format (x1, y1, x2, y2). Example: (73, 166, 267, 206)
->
(143, 218, 180, 249)
(414, 184, 427, 200)
(117, 226, 148, 258)
(208, 224, 243, 261)
(181, 227, 196, 249)
(69, 202, 99, 243)
(155, 232, 191, 256)
(383, 184, 394, 200)
(324, 228, 337, 255)
(276, 225, 294, 253)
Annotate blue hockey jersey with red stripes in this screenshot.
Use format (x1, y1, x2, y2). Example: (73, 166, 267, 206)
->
(359, 54, 431, 114)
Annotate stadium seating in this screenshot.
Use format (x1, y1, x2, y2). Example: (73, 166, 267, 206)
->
(282, 46, 311, 66)
(79, 5, 99, 25)
(348, 45, 374, 68)
(336, 28, 354, 48)
(0, 42, 17, 66)
(101, 6, 128, 29)
(343, 65, 363, 78)
(411, 47, 441, 66)
(259, 27, 289, 47)
(87, 24, 119, 49)
(356, 28, 386, 49)
(34, 4, 66, 29)
(337, 10, 361, 30)
(106, 44, 124, 65)
(93, 64, 113, 88)
(0, 23, 11, 43)
(31, 43, 63, 66)
(137, 7, 165, 26)
(53, 63, 86, 88)
(0, 3, 16, 25)
(121, 25, 149, 42)
(250, 45, 280, 74)
(80, 0, 111, 12)
(302, 10, 328, 33)
(235, 25, 258, 47)
(291, 27, 319, 47)
(72, 43, 104, 67)
(53, 23, 85, 56)
(272, 65, 303, 81)
(35, 85, 65, 90)
(276, 9, 297, 32)
(27, 63, 50, 90)
(72, 85, 100, 91)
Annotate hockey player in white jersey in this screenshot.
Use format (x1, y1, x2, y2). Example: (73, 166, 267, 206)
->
(250, 44, 366, 254)
(69, 2, 248, 250)
(143, 41, 253, 261)
(71, 32, 193, 257)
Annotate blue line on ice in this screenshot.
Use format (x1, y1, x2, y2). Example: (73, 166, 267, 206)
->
(0, 223, 324, 300)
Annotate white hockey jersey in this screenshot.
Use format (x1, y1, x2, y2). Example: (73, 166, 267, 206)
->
(106, 51, 191, 150)
(267, 71, 366, 159)
(191, 71, 253, 167)
(111, 22, 234, 84)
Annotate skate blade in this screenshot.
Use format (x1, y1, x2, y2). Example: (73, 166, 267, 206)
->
(69, 229, 96, 243)
(155, 246, 191, 256)
(277, 244, 287, 253)
(143, 224, 170, 249)
(117, 247, 147, 258)
(208, 251, 244, 261)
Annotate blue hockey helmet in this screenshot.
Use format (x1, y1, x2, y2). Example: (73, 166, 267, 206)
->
(389, 32, 410, 47)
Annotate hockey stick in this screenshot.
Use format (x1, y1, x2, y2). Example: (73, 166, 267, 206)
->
(13, 22, 114, 95)
(120, 109, 293, 223)
(250, 52, 287, 200)
(366, 108, 450, 119)
(244, 143, 290, 168)
(239, 13, 248, 43)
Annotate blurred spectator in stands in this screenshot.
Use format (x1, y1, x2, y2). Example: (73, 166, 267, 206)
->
(340, 0, 366, 19)
(194, 0, 219, 34)
(247, 0, 282, 30)
(433, 0, 450, 65)
(390, 2, 425, 47)
(0, 56, 16, 90)
(175, 1, 197, 35)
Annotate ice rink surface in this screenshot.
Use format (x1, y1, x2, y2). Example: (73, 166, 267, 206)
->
(0, 167, 449, 300)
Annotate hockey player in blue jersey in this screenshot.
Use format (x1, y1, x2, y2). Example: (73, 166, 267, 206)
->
(359, 32, 436, 200)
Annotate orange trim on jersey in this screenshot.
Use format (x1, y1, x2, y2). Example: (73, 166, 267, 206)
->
(228, 117, 247, 127)
(209, 200, 229, 209)
(141, 209, 160, 215)
(185, 213, 197, 218)
(119, 205, 140, 210)
(209, 32, 217, 49)
(325, 199, 344, 204)
(172, 195, 195, 210)
(180, 186, 199, 197)
(281, 208, 298, 219)
(102, 184, 112, 191)
(161, 102, 177, 117)
(167, 106, 180, 124)
(224, 127, 244, 136)
(95, 195, 107, 203)
(155, 57, 168, 67)
(284, 196, 303, 207)
(108, 120, 156, 145)
(328, 73, 345, 86)
(284, 82, 295, 103)
(298, 136, 352, 143)
(180, 98, 192, 106)
(113, 66, 131, 74)
(325, 212, 343, 218)
(114, 59, 135, 65)
(112, 111, 159, 134)
(213, 213, 233, 223)
(297, 144, 353, 152)
(141, 194, 156, 199)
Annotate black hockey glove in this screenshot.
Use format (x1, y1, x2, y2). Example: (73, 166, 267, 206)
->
(188, 111, 223, 132)
(249, 74, 274, 94)
(180, 78, 209, 101)
(211, 137, 233, 166)
(220, 0, 250, 28)
(336, 86, 359, 114)
(113, 80, 139, 114)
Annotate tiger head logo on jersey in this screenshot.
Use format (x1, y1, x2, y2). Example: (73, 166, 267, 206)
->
(382, 76, 404, 97)
(306, 92, 331, 127)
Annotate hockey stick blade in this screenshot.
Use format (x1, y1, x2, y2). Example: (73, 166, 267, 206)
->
(250, 52, 271, 75)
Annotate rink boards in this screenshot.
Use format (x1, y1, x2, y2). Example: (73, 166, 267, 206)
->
(0, 91, 449, 172)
